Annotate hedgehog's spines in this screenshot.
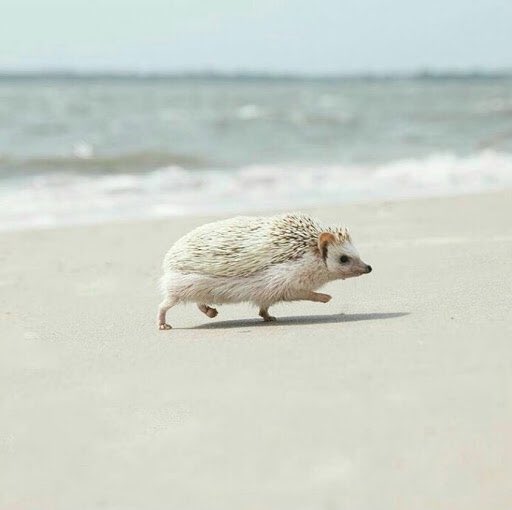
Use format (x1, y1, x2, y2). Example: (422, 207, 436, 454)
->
(164, 213, 350, 278)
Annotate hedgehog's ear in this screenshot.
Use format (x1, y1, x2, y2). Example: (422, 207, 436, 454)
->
(318, 232, 336, 260)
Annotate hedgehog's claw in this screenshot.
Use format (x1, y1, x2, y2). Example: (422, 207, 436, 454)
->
(159, 323, 172, 330)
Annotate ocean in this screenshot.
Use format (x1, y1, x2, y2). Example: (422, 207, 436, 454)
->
(1, 74, 512, 230)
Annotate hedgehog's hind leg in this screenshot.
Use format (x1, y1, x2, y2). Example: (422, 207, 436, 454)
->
(259, 306, 277, 322)
(158, 295, 179, 330)
(198, 303, 218, 318)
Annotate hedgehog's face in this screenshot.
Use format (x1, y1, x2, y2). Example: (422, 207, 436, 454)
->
(318, 232, 372, 279)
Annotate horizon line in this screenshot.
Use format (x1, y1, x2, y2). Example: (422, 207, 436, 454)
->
(1, 68, 511, 81)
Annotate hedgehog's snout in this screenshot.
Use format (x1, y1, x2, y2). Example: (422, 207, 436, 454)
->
(366, 265, 372, 273)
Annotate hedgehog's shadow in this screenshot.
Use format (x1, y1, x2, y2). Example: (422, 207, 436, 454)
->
(193, 312, 408, 330)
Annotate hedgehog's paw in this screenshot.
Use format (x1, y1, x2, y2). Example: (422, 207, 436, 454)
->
(259, 308, 277, 322)
(206, 307, 218, 318)
(159, 323, 172, 330)
(198, 304, 219, 319)
(316, 293, 332, 303)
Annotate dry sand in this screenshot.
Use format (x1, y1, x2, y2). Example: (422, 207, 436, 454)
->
(1, 191, 511, 509)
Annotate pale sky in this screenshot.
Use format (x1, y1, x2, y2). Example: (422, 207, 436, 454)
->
(1, 0, 511, 74)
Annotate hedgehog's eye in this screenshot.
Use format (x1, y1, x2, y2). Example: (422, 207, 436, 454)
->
(340, 255, 350, 264)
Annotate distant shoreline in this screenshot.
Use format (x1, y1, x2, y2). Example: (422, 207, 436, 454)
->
(1, 70, 512, 82)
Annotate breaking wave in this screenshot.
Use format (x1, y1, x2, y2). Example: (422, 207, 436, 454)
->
(1, 150, 512, 230)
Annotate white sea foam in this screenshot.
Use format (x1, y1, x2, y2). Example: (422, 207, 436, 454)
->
(1, 151, 511, 231)
(236, 104, 266, 119)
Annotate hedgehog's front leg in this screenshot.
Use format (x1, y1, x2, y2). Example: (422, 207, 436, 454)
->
(157, 296, 178, 330)
(259, 307, 277, 322)
(198, 303, 218, 318)
(307, 291, 332, 303)
(292, 290, 332, 303)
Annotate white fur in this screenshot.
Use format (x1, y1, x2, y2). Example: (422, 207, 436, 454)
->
(160, 251, 332, 309)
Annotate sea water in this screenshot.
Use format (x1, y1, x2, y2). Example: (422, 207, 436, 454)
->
(1, 75, 511, 230)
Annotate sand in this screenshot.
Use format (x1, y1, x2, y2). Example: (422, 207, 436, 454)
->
(1, 191, 511, 509)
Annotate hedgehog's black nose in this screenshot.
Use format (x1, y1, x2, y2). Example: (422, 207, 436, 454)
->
(366, 265, 372, 273)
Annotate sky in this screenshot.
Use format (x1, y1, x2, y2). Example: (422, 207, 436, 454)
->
(1, 0, 512, 74)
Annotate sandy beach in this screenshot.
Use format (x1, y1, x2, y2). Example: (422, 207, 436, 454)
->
(1, 190, 511, 509)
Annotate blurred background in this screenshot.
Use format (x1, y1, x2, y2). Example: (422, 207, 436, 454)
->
(1, 0, 512, 229)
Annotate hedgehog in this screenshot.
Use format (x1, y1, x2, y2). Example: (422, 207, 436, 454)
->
(158, 213, 372, 329)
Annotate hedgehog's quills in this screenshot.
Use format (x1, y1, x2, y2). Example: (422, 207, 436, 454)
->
(158, 213, 372, 329)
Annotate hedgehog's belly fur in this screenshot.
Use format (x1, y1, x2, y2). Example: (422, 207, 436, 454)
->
(161, 254, 331, 307)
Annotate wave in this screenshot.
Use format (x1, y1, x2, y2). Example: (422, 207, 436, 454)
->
(1, 150, 511, 230)
(0, 150, 209, 176)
